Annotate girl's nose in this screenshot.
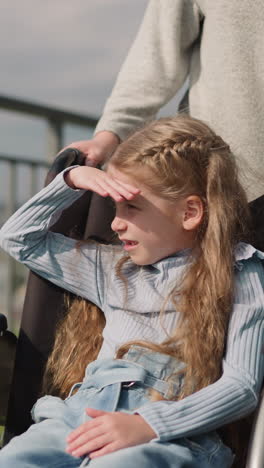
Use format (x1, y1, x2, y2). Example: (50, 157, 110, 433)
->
(111, 216, 127, 233)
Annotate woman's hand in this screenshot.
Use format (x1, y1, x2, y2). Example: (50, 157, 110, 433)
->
(64, 166, 140, 202)
(65, 408, 157, 459)
(62, 131, 120, 167)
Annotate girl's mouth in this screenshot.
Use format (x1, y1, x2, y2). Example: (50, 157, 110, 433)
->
(122, 240, 138, 251)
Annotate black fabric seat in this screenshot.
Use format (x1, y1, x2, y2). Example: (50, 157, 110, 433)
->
(0, 313, 17, 427)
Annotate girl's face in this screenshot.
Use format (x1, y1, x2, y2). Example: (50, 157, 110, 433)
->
(107, 166, 196, 266)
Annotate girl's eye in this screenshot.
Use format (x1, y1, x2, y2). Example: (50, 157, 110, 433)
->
(127, 203, 138, 210)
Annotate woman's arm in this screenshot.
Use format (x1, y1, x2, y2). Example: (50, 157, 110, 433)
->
(95, 0, 202, 142)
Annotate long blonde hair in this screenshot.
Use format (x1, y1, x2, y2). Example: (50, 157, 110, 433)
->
(42, 115, 250, 399)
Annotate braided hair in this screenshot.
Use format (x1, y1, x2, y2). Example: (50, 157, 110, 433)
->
(111, 115, 250, 397)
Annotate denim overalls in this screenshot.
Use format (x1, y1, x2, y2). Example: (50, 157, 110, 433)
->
(0, 346, 234, 468)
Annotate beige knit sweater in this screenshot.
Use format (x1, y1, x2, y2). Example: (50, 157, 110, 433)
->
(95, 0, 264, 201)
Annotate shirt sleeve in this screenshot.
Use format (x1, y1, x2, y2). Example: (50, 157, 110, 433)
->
(95, 0, 202, 141)
(0, 169, 109, 309)
(135, 255, 264, 441)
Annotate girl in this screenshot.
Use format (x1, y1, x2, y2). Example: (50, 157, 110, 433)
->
(0, 116, 263, 468)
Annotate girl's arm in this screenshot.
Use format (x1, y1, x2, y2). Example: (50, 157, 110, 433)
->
(0, 166, 139, 308)
(134, 254, 264, 441)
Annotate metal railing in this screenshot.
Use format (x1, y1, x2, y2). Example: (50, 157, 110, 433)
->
(0, 94, 98, 330)
(0, 154, 51, 330)
(0, 94, 98, 159)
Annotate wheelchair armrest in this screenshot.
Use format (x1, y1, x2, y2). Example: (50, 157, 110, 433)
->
(0, 313, 17, 344)
(45, 148, 86, 185)
(0, 313, 8, 333)
(246, 388, 264, 467)
(0, 314, 17, 426)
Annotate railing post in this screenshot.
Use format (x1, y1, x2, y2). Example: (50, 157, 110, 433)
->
(46, 118, 63, 162)
(5, 161, 17, 332)
(29, 163, 38, 197)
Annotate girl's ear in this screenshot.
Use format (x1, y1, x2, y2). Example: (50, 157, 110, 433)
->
(182, 196, 204, 231)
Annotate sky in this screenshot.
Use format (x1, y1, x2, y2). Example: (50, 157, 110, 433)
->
(1, 1, 150, 114)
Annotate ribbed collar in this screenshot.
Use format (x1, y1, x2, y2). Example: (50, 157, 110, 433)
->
(150, 248, 193, 272)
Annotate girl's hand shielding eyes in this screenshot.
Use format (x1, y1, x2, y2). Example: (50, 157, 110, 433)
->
(64, 166, 140, 203)
(65, 408, 156, 459)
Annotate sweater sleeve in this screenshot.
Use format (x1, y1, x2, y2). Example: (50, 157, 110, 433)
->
(95, 0, 202, 141)
(0, 170, 110, 309)
(135, 254, 264, 441)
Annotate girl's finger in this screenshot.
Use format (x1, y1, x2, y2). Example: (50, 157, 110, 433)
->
(67, 418, 101, 443)
(89, 442, 117, 459)
(86, 408, 107, 417)
(87, 181, 111, 198)
(97, 180, 126, 202)
(104, 175, 141, 195)
(96, 172, 140, 194)
(105, 170, 140, 193)
(68, 434, 111, 458)
(66, 426, 105, 452)
(100, 178, 139, 200)
(111, 177, 141, 194)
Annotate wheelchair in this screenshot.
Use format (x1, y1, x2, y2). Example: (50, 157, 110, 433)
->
(0, 148, 263, 467)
